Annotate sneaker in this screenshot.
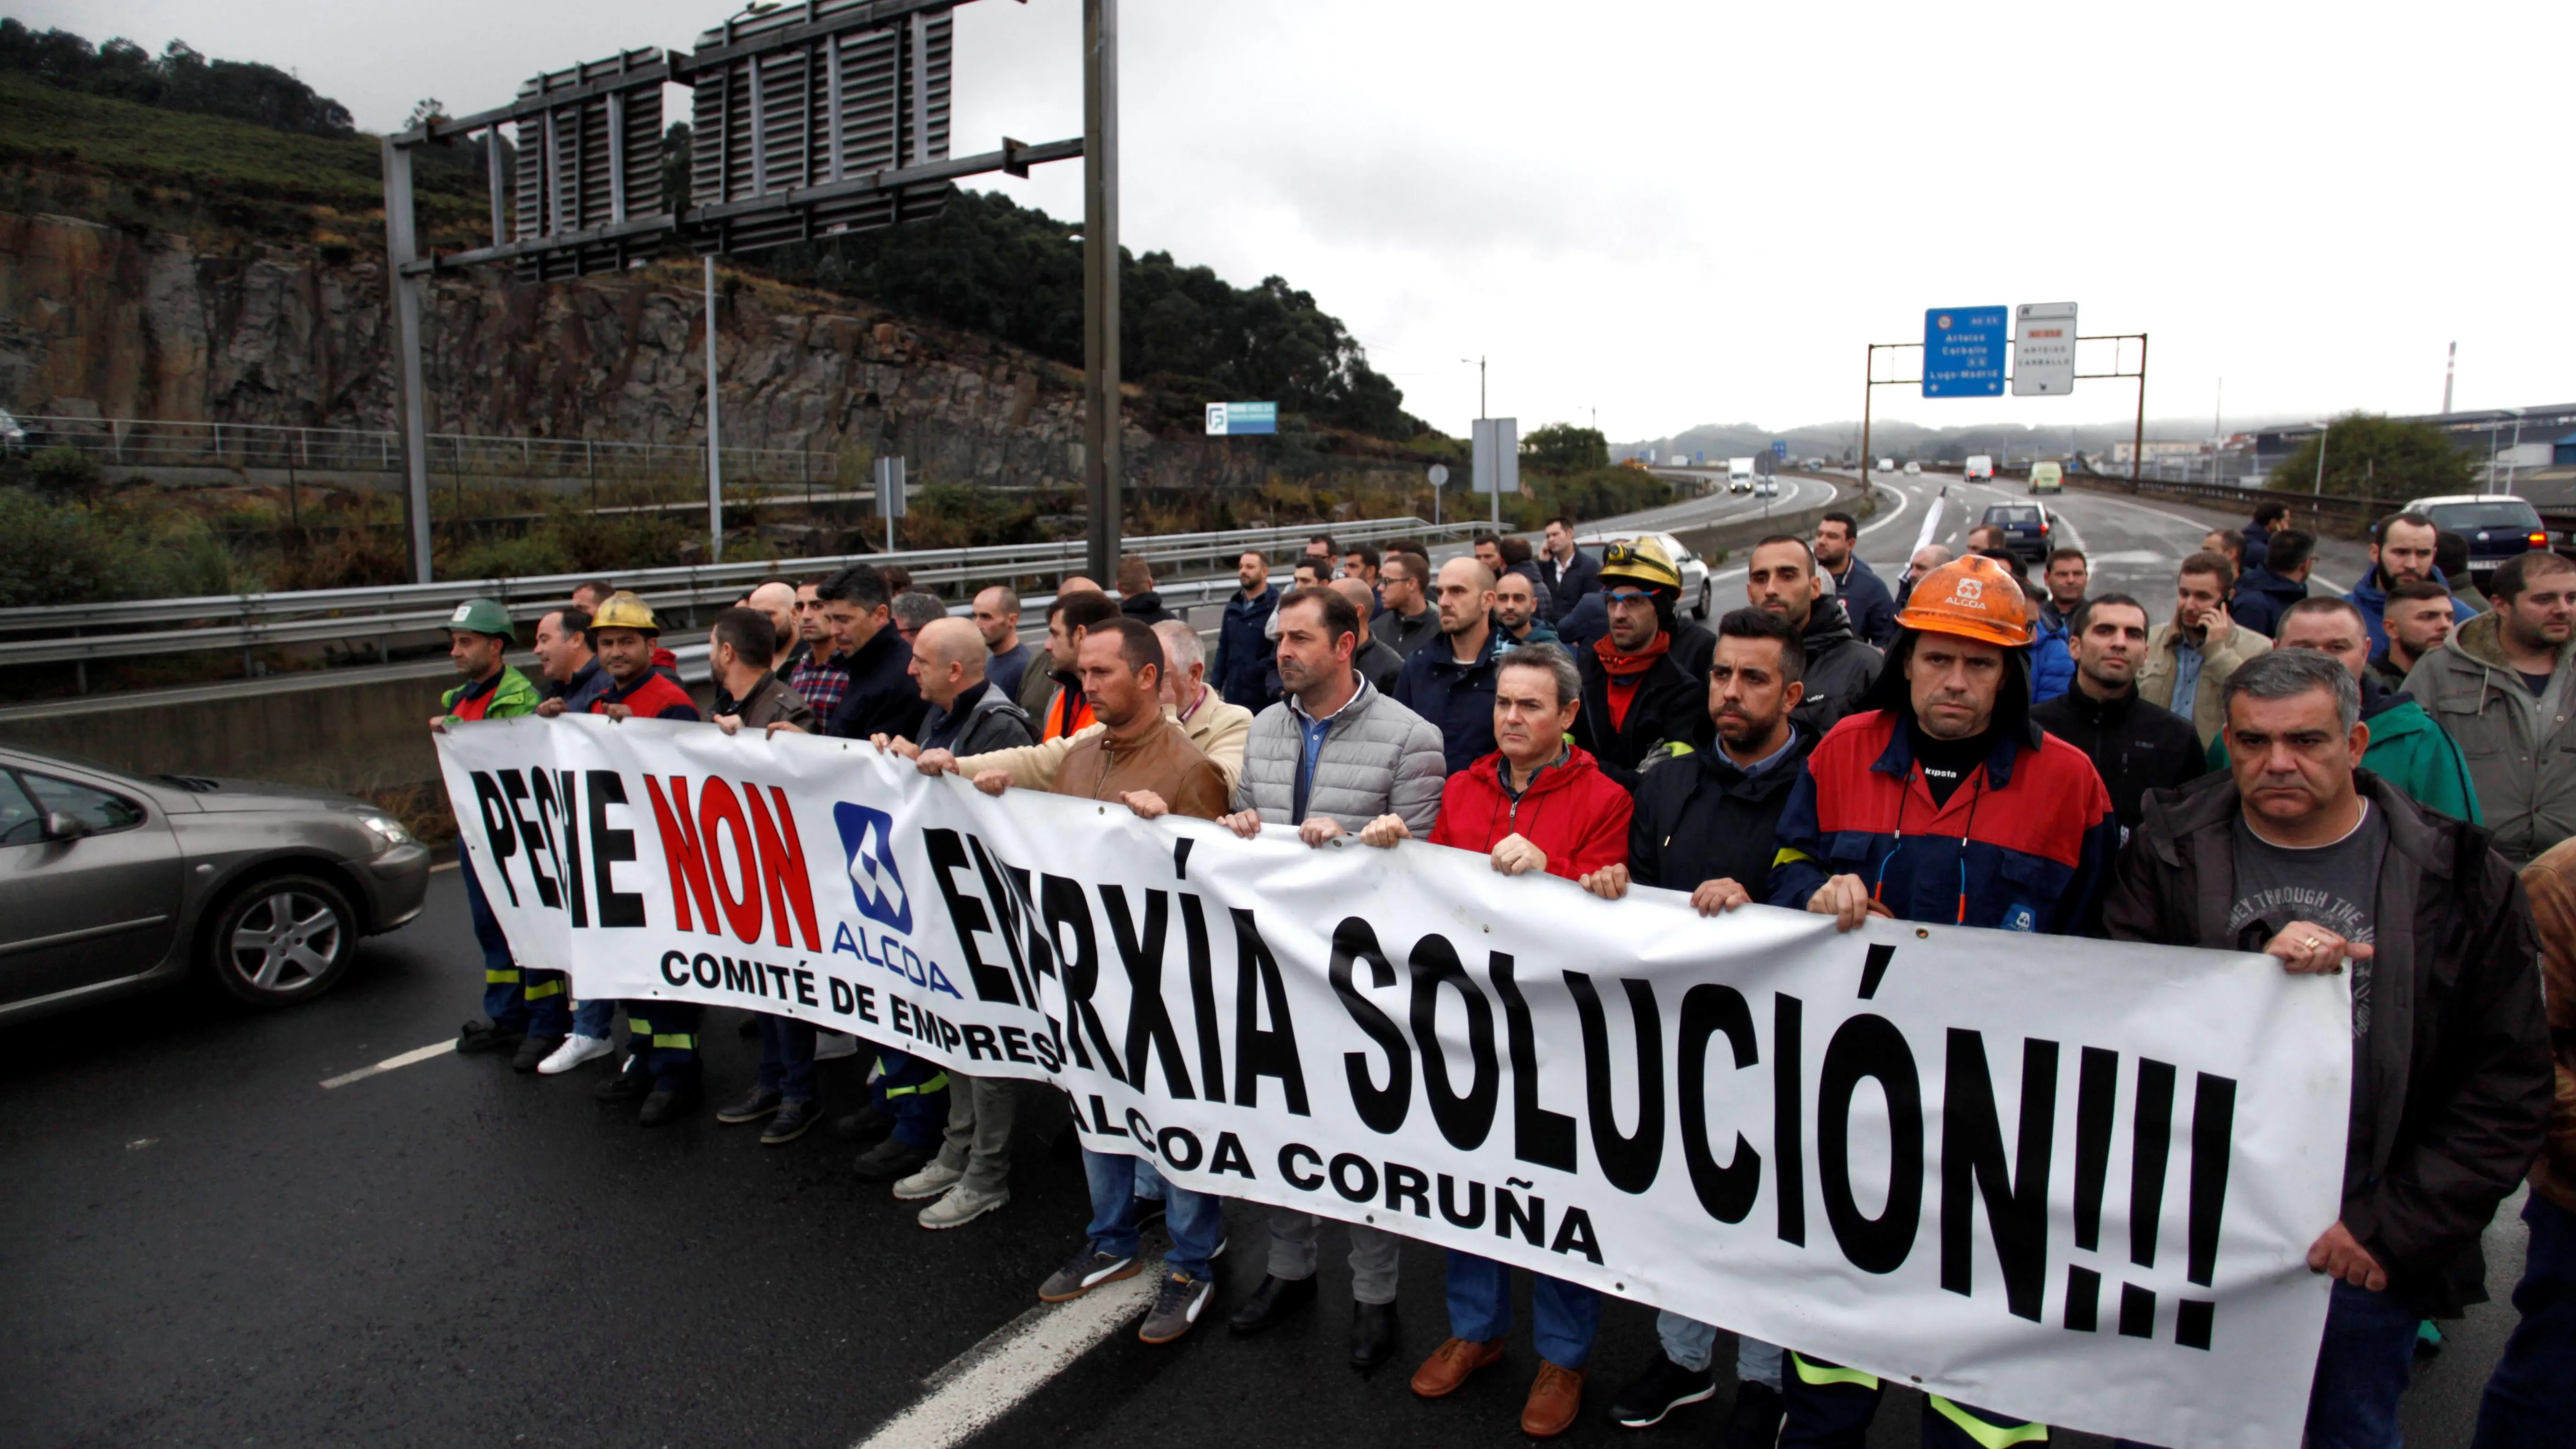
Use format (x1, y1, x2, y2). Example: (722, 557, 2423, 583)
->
(917, 1184, 1010, 1230)
(1715, 1381, 1786, 1449)
(1038, 1249, 1139, 1303)
(760, 1098, 822, 1145)
(593, 1056, 652, 1103)
(1608, 1351, 1716, 1428)
(853, 1135, 933, 1182)
(456, 1019, 522, 1055)
(812, 1032, 860, 1060)
(716, 1087, 785, 1125)
(538, 1033, 614, 1075)
(1137, 1271, 1214, 1344)
(893, 1160, 966, 1201)
(511, 1035, 564, 1073)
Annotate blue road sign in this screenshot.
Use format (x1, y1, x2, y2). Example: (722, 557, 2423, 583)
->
(1922, 307, 2008, 398)
(1771, 439, 1788, 458)
(1204, 401, 1278, 436)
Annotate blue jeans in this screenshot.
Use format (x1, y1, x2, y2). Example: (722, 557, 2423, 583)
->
(1655, 1312, 1782, 1389)
(755, 1015, 818, 1103)
(1446, 1251, 1600, 1369)
(2114, 1277, 2421, 1449)
(571, 997, 615, 1038)
(1083, 1148, 1221, 1280)
(2476, 1194, 2576, 1448)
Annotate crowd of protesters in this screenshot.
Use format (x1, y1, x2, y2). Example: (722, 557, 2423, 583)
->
(433, 500, 2573, 1445)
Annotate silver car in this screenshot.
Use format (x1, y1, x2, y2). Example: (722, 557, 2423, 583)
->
(0, 744, 433, 1024)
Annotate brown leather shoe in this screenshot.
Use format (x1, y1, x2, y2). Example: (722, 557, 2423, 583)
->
(1521, 1360, 1584, 1438)
(1409, 1336, 1505, 1398)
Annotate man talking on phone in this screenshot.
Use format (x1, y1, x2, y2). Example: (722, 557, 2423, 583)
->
(2136, 550, 2272, 748)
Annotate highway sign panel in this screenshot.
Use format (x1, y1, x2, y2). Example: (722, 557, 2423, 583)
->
(872, 455, 907, 517)
(1922, 306, 2008, 397)
(1205, 401, 1278, 436)
(1471, 418, 1521, 494)
(2012, 302, 2078, 396)
(1771, 440, 1788, 458)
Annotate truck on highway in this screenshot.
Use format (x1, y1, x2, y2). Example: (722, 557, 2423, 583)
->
(1964, 455, 1994, 482)
(1727, 457, 1757, 494)
(1876, 458, 1896, 473)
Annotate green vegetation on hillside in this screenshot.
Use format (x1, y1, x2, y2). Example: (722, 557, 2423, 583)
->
(757, 187, 1416, 441)
(0, 19, 353, 136)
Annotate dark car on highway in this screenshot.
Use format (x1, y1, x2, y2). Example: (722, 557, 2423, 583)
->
(2406, 494, 2549, 583)
(0, 744, 433, 1024)
(1978, 502, 2054, 563)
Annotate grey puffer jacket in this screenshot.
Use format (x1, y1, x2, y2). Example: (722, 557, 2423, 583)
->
(2404, 612, 2576, 866)
(1232, 673, 1447, 833)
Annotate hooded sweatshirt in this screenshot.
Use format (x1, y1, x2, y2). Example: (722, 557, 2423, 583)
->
(2403, 611, 2576, 863)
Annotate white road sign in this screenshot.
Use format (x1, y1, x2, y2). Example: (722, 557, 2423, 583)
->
(2012, 302, 2078, 396)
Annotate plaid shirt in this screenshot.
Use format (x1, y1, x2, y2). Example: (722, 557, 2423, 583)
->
(789, 654, 850, 718)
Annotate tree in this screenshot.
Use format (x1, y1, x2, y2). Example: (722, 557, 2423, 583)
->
(2269, 413, 2476, 499)
(1521, 424, 1607, 473)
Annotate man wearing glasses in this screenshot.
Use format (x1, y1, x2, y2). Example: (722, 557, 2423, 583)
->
(1570, 539, 1719, 791)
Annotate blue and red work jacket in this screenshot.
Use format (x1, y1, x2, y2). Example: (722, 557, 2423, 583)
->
(1765, 708, 2115, 934)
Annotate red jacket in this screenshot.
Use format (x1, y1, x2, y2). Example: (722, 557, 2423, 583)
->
(1427, 745, 1632, 881)
(589, 668, 701, 722)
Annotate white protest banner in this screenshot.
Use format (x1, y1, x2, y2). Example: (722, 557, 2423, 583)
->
(437, 715, 2348, 1448)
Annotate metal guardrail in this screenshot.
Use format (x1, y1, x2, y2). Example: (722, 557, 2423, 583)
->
(0, 516, 1481, 671)
(2058, 472, 2410, 533)
(11, 414, 841, 488)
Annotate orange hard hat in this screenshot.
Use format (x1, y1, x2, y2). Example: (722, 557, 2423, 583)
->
(1892, 554, 2034, 650)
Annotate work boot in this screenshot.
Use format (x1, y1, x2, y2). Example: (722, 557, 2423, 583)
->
(510, 1035, 563, 1074)
(852, 1135, 932, 1182)
(1521, 1361, 1584, 1438)
(1715, 1381, 1785, 1449)
(457, 1019, 521, 1055)
(1227, 1273, 1318, 1335)
(1410, 1337, 1505, 1399)
(593, 1055, 652, 1104)
(638, 1080, 702, 1127)
(833, 1107, 895, 1144)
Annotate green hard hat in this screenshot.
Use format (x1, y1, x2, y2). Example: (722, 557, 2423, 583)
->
(446, 597, 516, 642)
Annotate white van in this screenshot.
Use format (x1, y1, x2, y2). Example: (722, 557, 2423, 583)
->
(1964, 455, 1994, 482)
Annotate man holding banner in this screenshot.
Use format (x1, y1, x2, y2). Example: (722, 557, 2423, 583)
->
(1359, 640, 1633, 1438)
(1768, 554, 2118, 1449)
(1015, 618, 1234, 1343)
(2103, 650, 2550, 1448)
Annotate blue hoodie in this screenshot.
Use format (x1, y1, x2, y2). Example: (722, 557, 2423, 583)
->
(2348, 567, 2479, 657)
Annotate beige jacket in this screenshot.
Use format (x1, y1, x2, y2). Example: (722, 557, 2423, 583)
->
(959, 687, 1252, 794)
(2136, 616, 2271, 745)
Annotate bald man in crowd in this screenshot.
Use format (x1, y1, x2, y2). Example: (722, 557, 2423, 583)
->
(885, 616, 1038, 760)
(1334, 576, 1407, 696)
(745, 580, 800, 673)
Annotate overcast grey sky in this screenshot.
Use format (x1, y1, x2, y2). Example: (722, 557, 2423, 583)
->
(20, 0, 2572, 441)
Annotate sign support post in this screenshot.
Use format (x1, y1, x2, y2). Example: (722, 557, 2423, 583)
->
(704, 255, 723, 564)
(1081, 0, 1121, 585)
(381, 137, 434, 584)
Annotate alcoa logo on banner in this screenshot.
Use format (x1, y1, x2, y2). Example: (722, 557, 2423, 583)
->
(834, 802, 912, 933)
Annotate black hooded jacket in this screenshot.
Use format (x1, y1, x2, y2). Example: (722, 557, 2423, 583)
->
(1791, 597, 1882, 739)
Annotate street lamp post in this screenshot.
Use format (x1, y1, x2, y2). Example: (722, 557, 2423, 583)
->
(2504, 407, 2526, 494)
(2310, 419, 2330, 496)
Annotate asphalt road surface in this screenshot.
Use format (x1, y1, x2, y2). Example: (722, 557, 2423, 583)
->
(0, 483, 2533, 1448)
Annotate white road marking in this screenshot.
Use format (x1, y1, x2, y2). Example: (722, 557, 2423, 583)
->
(320, 1039, 455, 1089)
(849, 1264, 1166, 1449)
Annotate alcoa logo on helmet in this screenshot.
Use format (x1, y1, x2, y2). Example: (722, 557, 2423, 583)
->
(834, 802, 911, 933)
(1949, 577, 1984, 607)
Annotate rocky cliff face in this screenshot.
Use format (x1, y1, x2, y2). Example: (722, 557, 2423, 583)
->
(0, 209, 1405, 498)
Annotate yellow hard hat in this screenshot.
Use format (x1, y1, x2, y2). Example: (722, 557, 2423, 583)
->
(1598, 536, 1683, 594)
(588, 590, 660, 634)
(1892, 555, 2034, 649)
